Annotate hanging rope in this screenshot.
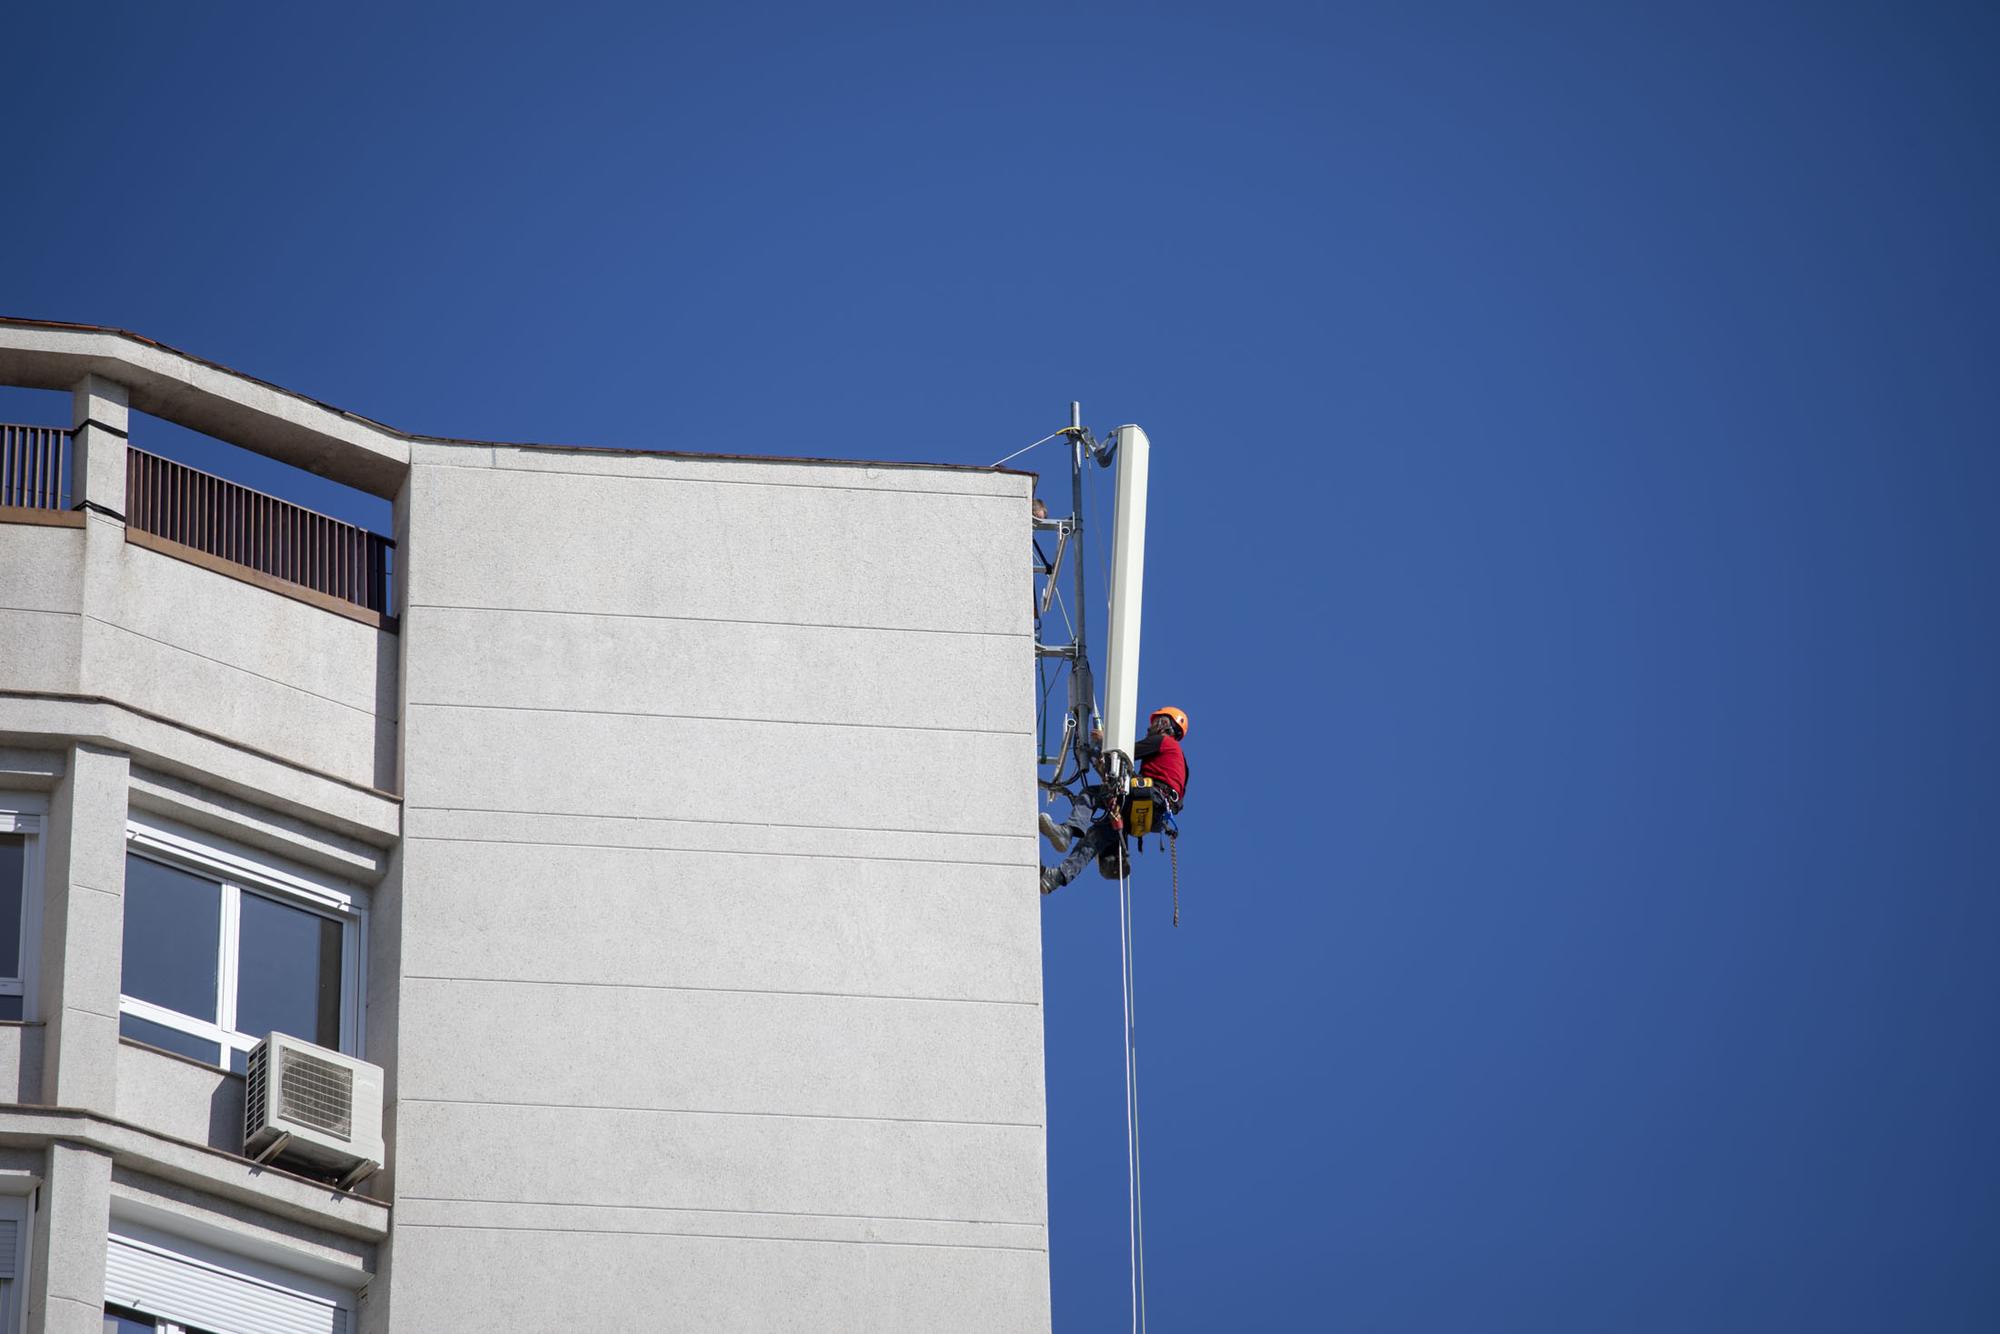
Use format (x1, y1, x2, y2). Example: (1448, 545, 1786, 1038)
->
(1116, 839, 1149, 1334)
(1169, 833, 1180, 928)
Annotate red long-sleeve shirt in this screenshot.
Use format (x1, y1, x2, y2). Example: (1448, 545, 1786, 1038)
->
(1139, 732, 1187, 803)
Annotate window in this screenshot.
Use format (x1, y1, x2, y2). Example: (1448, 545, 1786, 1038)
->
(0, 802, 44, 1023)
(106, 1220, 352, 1334)
(104, 1306, 216, 1334)
(119, 819, 363, 1073)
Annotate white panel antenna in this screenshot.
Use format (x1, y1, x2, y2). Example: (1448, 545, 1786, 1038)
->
(1102, 425, 1151, 764)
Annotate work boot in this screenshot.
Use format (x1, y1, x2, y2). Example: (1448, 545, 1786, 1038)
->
(1040, 867, 1062, 895)
(1038, 812, 1072, 853)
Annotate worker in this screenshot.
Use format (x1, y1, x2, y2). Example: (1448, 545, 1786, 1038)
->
(1039, 707, 1189, 895)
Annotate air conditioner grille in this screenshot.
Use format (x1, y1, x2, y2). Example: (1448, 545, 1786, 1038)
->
(244, 1044, 270, 1130)
(278, 1046, 354, 1140)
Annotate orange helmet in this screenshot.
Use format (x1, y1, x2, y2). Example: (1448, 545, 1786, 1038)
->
(1150, 706, 1189, 739)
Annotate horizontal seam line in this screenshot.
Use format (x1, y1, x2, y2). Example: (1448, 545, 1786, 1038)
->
(401, 974, 1039, 1008)
(404, 832, 1033, 868)
(400, 1096, 1044, 1129)
(395, 1195, 1044, 1229)
(416, 458, 1024, 500)
(391, 1220, 1045, 1252)
(405, 701, 1030, 736)
(0, 606, 76, 617)
(404, 603, 1029, 638)
(0, 690, 401, 803)
(81, 614, 377, 718)
(406, 805, 1033, 841)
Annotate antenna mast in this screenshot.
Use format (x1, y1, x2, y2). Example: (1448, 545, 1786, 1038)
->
(1029, 403, 1156, 1334)
(1034, 402, 1113, 785)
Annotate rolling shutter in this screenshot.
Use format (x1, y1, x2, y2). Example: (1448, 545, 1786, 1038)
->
(0, 1214, 18, 1334)
(105, 1225, 348, 1334)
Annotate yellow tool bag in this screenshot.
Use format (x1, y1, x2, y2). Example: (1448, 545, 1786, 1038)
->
(1125, 777, 1164, 839)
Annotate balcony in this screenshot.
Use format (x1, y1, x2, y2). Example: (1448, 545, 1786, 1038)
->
(0, 322, 404, 797)
(1, 421, 395, 626)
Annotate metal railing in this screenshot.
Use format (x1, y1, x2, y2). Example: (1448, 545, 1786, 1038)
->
(1, 423, 395, 619)
(0, 424, 71, 510)
(126, 446, 396, 618)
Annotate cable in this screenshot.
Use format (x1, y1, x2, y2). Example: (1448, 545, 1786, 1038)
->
(1052, 580, 1077, 645)
(990, 430, 1067, 468)
(1035, 642, 1051, 762)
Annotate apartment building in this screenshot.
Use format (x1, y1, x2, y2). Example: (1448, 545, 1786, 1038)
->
(0, 318, 1049, 1332)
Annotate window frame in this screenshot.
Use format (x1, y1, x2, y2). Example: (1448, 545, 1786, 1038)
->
(0, 797, 47, 1023)
(120, 816, 366, 1071)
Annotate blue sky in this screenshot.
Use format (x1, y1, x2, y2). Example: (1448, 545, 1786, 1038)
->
(7, 2, 1998, 1328)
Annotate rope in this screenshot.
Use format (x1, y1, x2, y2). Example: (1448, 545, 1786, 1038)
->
(1170, 833, 1180, 928)
(990, 430, 1066, 468)
(1116, 835, 1149, 1334)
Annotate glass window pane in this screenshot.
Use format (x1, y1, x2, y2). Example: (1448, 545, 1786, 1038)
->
(0, 994, 21, 1022)
(0, 834, 23, 978)
(118, 1012, 220, 1066)
(121, 855, 220, 1021)
(236, 891, 343, 1050)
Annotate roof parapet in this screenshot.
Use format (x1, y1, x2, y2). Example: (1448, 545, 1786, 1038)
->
(0, 319, 408, 497)
(0, 316, 1036, 496)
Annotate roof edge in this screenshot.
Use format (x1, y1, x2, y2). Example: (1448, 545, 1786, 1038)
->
(0, 316, 1035, 488)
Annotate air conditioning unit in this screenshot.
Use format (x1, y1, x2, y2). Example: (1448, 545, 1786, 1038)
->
(244, 1033, 385, 1190)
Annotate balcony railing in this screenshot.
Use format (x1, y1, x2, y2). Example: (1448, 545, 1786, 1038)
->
(0, 423, 72, 510)
(0, 425, 395, 621)
(127, 447, 395, 619)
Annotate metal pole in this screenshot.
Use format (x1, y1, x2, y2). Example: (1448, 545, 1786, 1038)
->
(1069, 406, 1096, 777)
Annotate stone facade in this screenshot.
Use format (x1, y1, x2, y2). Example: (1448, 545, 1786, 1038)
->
(0, 319, 1048, 1333)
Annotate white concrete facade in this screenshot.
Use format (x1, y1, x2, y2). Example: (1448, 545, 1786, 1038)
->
(0, 319, 1048, 1332)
